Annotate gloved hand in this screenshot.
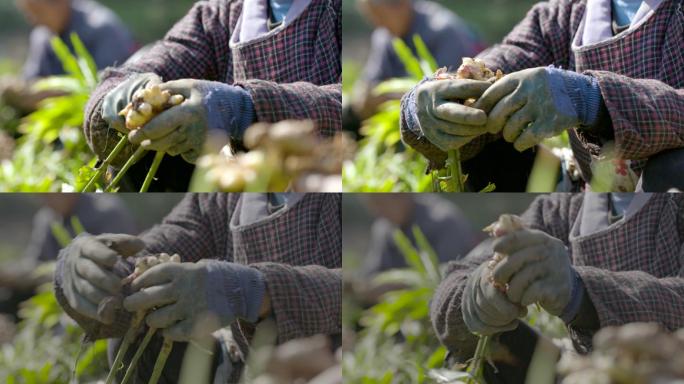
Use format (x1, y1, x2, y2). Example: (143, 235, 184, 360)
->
(462, 262, 527, 336)
(102, 73, 162, 134)
(123, 260, 265, 342)
(61, 233, 146, 323)
(412, 79, 492, 151)
(490, 228, 582, 321)
(474, 67, 602, 152)
(127, 79, 256, 163)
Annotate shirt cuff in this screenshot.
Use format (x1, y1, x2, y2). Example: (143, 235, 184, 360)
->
(560, 268, 584, 324)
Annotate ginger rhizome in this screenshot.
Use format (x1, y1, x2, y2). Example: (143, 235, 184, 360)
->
(483, 214, 525, 292)
(118, 85, 185, 130)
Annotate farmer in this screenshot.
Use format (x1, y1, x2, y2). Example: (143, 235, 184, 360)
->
(431, 193, 684, 382)
(53, 193, 341, 383)
(1, 0, 135, 114)
(400, 0, 684, 192)
(349, 0, 483, 121)
(17, 0, 135, 79)
(86, 0, 342, 191)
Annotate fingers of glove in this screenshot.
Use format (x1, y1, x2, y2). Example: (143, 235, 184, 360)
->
(73, 275, 110, 306)
(513, 117, 567, 152)
(482, 91, 527, 135)
(124, 283, 177, 312)
(432, 101, 487, 128)
(520, 279, 551, 308)
(145, 303, 184, 329)
(128, 105, 196, 144)
(505, 261, 549, 304)
(78, 237, 119, 267)
(131, 263, 181, 291)
(475, 277, 522, 326)
(502, 105, 534, 143)
(421, 118, 478, 151)
(165, 140, 192, 157)
(64, 281, 100, 320)
(474, 77, 519, 113)
(157, 80, 193, 99)
(75, 258, 122, 295)
(95, 233, 146, 257)
(162, 319, 195, 342)
(181, 148, 201, 164)
(491, 243, 549, 286)
(493, 229, 551, 256)
(432, 79, 492, 102)
(139, 128, 186, 153)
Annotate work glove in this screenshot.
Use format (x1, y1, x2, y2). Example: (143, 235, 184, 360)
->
(474, 67, 602, 152)
(123, 260, 265, 342)
(411, 79, 492, 151)
(60, 233, 146, 323)
(102, 73, 162, 134)
(462, 262, 527, 336)
(127, 79, 256, 163)
(490, 228, 583, 322)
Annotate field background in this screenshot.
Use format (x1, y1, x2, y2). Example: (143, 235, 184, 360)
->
(0, 0, 197, 68)
(342, 0, 540, 80)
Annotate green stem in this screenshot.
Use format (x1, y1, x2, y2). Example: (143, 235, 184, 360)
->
(81, 135, 128, 192)
(148, 338, 173, 384)
(105, 313, 144, 384)
(468, 335, 490, 384)
(140, 151, 164, 192)
(447, 149, 464, 192)
(120, 327, 157, 384)
(105, 146, 146, 192)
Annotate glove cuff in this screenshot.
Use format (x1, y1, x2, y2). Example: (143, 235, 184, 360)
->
(559, 268, 584, 324)
(202, 83, 256, 140)
(204, 261, 266, 324)
(545, 67, 602, 127)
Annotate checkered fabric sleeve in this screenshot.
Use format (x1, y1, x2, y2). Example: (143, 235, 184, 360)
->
(236, 81, 342, 138)
(250, 264, 342, 343)
(584, 71, 684, 160)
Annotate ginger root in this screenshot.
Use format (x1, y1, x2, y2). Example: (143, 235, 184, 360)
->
(118, 85, 185, 130)
(435, 58, 504, 107)
(483, 214, 525, 292)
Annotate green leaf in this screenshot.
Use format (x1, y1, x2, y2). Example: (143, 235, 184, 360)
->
(50, 222, 72, 248)
(70, 33, 98, 88)
(392, 38, 424, 80)
(412, 34, 438, 75)
(50, 37, 82, 81)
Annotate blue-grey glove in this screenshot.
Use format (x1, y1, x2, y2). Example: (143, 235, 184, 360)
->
(409, 78, 492, 151)
(60, 233, 145, 323)
(491, 228, 583, 322)
(123, 260, 265, 342)
(127, 79, 256, 163)
(462, 262, 528, 336)
(474, 67, 602, 152)
(102, 73, 162, 134)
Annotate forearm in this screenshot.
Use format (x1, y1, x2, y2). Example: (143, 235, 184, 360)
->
(581, 70, 684, 160)
(250, 263, 341, 343)
(235, 81, 342, 137)
(430, 240, 494, 361)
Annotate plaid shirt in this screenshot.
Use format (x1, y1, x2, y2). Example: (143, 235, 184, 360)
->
(84, 0, 342, 167)
(54, 193, 341, 373)
(402, 0, 684, 184)
(430, 193, 684, 360)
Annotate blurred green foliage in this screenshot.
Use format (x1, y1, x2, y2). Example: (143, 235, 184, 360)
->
(0, 34, 98, 192)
